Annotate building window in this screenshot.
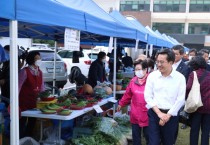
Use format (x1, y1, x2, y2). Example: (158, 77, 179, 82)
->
(153, 0, 186, 12)
(190, 0, 210, 12)
(152, 23, 184, 34)
(189, 23, 210, 34)
(120, 0, 150, 11)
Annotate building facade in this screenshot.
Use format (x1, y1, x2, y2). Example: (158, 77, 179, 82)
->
(94, 0, 210, 49)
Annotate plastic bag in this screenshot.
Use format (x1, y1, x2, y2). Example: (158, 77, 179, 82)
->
(19, 137, 40, 145)
(43, 126, 65, 145)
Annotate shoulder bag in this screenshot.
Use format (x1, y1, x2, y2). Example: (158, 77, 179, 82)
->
(184, 71, 206, 113)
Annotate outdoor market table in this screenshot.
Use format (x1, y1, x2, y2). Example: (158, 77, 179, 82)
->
(21, 97, 117, 145)
(121, 71, 134, 78)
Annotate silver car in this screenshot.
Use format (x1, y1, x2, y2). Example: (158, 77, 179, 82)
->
(28, 49, 67, 88)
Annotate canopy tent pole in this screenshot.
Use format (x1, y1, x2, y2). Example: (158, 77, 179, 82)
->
(10, 20, 19, 145)
(146, 44, 149, 57)
(149, 44, 153, 57)
(135, 39, 139, 52)
(53, 41, 57, 95)
(113, 38, 117, 99)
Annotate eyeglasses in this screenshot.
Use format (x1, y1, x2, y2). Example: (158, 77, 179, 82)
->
(156, 61, 167, 65)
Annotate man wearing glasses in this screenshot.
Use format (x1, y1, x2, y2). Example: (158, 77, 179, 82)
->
(144, 49, 186, 145)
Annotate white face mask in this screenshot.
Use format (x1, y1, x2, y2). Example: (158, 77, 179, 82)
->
(35, 59, 42, 67)
(135, 70, 144, 78)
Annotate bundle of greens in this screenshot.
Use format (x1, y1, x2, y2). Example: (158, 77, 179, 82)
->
(72, 132, 117, 145)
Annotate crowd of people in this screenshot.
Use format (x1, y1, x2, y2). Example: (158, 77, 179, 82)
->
(114, 45, 209, 145)
(0, 44, 209, 145)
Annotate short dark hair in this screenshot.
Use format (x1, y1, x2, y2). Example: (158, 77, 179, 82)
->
(188, 56, 206, 70)
(146, 58, 155, 69)
(133, 60, 148, 70)
(97, 51, 106, 59)
(172, 45, 184, 55)
(197, 49, 209, 57)
(189, 48, 197, 55)
(4, 45, 10, 51)
(156, 49, 175, 63)
(26, 51, 40, 65)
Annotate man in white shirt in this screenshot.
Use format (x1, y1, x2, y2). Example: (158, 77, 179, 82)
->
(145, 49, 186, 145)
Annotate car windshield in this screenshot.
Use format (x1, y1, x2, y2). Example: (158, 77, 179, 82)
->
(58, 50, 84, 58)
(37, 51, 61, 61)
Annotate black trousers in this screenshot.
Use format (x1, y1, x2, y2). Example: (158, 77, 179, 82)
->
(147, 109, 179, 145)
(190, 112, 210, 145)
(19, 117, 36, 139)
(132, 124, 149, 145)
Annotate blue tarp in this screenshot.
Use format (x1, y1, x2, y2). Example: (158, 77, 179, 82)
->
(0, 0, 138, 40)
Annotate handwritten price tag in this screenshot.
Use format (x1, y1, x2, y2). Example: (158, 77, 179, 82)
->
(109, 98, 117, 103)
(93, 105, 103, 113)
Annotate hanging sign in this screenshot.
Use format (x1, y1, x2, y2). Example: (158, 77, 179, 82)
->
(64, 28, 80, 51)
(108, 37, 113, 53)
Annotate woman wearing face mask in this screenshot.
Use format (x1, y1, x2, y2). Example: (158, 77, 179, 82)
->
(117, 60, 149, 145)
(18, 51, 44, 138)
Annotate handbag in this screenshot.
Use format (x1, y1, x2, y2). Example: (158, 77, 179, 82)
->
(178, 106, 191, 126)
(184, 71, 206, 113)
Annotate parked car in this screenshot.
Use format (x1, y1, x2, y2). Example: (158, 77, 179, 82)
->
(57, 50, 91, 77)
(24, 48, 68, 88)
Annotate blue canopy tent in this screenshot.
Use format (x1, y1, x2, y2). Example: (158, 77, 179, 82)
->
(109, 10, 147, 43)
(0, 0, 139, 43)
(145, 26, 170, 48)
(155, 30, 174, 48)
(0, 0, 143, 144)
(128, 19, 168, 47)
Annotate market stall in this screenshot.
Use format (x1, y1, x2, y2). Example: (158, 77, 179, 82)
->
(21, 96, 117, 144)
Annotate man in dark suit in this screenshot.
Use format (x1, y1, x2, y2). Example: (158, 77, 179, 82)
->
(172, 45, 190, 142)
(172, 45, 190, 81)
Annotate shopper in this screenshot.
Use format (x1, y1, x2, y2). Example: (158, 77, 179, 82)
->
(117, 60, 149, 145)
(187, 56, 210, 145)
(122, 53, 133, 68)
(19, 51, 45, 138)
(197, 49, 210, 71)
(88, 51, 107, 88)
(144, 49, 186, 145)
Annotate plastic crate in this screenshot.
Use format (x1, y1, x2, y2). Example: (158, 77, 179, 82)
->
(72, 127, 93, 138)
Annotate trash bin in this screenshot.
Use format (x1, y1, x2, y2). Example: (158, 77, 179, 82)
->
(0, 103, 5, 145)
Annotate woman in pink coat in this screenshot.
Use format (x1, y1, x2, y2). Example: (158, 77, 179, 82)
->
(117, 60, 150, 145)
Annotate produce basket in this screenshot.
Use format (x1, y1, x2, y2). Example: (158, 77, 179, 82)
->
(36, 99, 57, 109)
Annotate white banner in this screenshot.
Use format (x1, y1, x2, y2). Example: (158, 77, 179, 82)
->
(64, 28, 80, 51)
(108, 37, 113, 53)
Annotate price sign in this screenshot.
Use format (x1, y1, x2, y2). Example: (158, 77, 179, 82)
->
(109, 98, 117, 103)
(64, 28, 80, 51)
(93, 105, 103, 113)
